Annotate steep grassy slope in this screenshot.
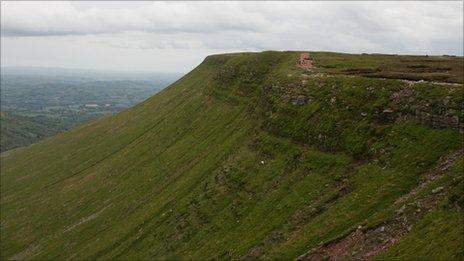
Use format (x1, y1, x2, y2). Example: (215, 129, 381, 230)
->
(1, 51, 463, 260)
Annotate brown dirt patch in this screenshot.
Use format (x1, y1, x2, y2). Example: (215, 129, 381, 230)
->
(297, 53, 316, 71)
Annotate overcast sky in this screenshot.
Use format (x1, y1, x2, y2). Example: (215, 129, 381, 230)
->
(1, 1, 463, 73)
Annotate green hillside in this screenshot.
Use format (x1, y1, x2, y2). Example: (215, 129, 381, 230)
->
(0, 74, 170, 152)
(0, 111, 69, 152)
(1, 51, 463, 260)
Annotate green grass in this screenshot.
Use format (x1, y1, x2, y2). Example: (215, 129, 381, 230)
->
(1, 51, 463, 260)
(378, 209, 463, 261)
(377, 160, 464, 261)
(311, 52, 464, 83)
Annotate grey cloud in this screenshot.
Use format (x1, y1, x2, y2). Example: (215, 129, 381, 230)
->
(1, 1, 462, 73)
(1, 2, 271, 37)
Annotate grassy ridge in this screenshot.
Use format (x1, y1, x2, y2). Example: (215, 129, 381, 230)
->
(1, 51, 463, 260)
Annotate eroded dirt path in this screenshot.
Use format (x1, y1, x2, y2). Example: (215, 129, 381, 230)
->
(63, 204, 111, 233)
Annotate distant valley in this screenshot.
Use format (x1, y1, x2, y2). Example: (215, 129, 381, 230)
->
(0, 68, 181, 151)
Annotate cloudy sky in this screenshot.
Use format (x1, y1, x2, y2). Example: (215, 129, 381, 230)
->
(1, 1, 463, 73)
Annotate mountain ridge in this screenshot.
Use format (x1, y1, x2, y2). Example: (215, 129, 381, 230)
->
(1, 51, 463, 260)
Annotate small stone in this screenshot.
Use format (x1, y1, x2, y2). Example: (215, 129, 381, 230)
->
(291, 95, 307, 105)
(443, 96, 451, 105)
(397, 204, 406, 214)
(432, 186, 444, 194)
